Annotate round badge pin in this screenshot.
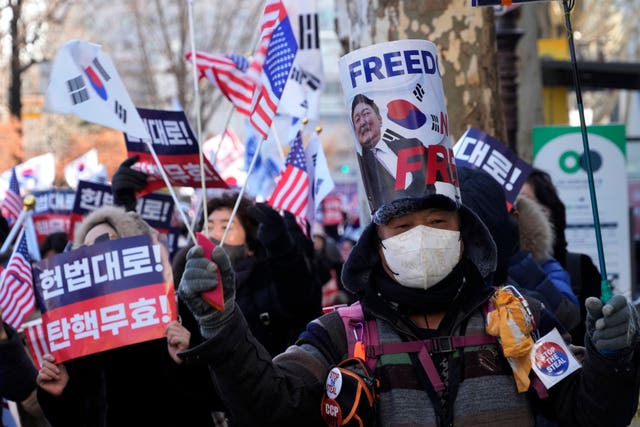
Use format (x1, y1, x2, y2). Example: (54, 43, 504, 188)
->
(534, 341, 570, 376)
(326, 367, 343, 399)
(322, 397, 343, 426)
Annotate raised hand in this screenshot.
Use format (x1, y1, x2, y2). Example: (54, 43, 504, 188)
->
(177, 246, 236, 338)
(112, 155, 148, 211)
(165, 320, 191, 364)
(247, 203, 293, 256)
(36, 354, 69, 397)
(586, 295, 640, 353)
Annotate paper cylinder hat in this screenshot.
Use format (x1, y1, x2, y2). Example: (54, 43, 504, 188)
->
(338, 40, 460, 222)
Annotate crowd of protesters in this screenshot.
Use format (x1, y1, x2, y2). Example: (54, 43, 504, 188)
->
(0, 154, 633, 427)
(1, 35, 639, 427)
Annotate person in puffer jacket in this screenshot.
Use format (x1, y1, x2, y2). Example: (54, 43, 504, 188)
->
(513, 194, 580, 331)
(176, 189, 640, 426)
(457, 166, 580, 333)
(176, 37, 640, 426)
(36, 206, 219, 427)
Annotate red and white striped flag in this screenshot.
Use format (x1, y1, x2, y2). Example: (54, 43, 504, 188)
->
(1, 168, 21, 227)
(0, 231, 35, 329)
(247, 0, 289, 83)
(23, 318, 49, 369)
(249, 0, 298, 138)
(186, 51, 255, 116)
(268, 131, 309, 235)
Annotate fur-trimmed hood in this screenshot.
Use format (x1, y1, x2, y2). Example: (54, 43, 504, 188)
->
(73, 205, 156, 248)
(515, 195, 554, 262)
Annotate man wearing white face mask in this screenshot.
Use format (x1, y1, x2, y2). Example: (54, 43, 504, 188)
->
(175, 39, 640, 427)
(176, 191, 640, 426)
(379, 212, 462, 291)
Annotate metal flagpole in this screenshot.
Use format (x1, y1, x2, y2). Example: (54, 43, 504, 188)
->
(0, 209, 27, 255)
(562, 0, 611, 302)
(187, 0, 209, 238)
(22, 196, 40, 262)
(219, 137, 265, 246)
(144, 140, 197, 244)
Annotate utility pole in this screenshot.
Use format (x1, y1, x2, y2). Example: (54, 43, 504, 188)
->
(496, 7, 523, 152)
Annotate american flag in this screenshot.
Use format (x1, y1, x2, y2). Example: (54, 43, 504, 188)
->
(0, 231, 35, 329)
(268, 131, 309, 235)
(1, 168, 21, 226)
(247, 0, 289, 83)
(186, 51, 255, 116)
(23, 318, 49, 369)
(249, 0, 298, 138)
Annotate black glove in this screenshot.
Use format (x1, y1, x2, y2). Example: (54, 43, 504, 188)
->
(177, 245, 236, 338)
(586, 294, 640, 353)
(112, 155, 147, 211)
(247, 203, 293, 256)
(283, 210, 314, 255)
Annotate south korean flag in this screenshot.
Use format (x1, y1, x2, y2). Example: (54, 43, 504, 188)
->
(45, 40, 149, 139)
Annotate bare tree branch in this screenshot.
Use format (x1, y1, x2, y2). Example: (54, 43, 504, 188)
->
(130, 0, 160, 107)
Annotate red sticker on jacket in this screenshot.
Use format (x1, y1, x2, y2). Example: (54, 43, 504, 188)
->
(321, 397, 342, 426)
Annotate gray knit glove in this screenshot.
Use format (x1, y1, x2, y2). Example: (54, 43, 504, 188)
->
(586, 295, 640, 353)
(177, 245, 236, 338)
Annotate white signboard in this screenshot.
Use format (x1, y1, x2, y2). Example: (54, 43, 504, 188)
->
(532, 124, 631, 297)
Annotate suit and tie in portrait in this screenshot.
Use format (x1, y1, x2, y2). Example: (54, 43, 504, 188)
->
(351, 94, 433, 210)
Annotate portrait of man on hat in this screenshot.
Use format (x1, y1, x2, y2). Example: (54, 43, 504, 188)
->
(350, 93, 429, 207)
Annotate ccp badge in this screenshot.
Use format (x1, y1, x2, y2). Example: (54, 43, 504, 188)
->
(530, 328, 581, 388)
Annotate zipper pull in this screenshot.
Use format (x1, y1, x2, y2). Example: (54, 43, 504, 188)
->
(354, 340, 365, 360)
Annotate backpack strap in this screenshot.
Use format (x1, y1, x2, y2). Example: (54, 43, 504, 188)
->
(337, 302, 378, 372)
(367, 335, 498, 358)
(367, 335, 497, 392)
(337, 302, 499, 392)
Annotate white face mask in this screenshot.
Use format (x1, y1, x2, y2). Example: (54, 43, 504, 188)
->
(381, 225, 461, 290)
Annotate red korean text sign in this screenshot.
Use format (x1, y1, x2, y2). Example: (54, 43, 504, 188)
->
(32, 234, 176, 363)
(124, 108, 227, 196)
(32, 189, 75, 244)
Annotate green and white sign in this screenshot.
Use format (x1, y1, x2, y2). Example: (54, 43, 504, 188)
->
(532, 124, 630, 298)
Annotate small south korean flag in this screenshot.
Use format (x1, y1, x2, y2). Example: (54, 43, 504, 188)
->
(45, 40, 149, 139)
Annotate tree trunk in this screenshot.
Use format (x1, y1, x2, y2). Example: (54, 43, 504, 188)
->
(336, 0, 507, 143)
(516, 3, 545, 162)
(9, 0, 23, 121)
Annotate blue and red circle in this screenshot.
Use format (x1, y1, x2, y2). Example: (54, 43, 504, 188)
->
(534, 342, 569, 376)
(386, 99, 427, 130)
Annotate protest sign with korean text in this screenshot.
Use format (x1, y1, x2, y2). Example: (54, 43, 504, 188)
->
(338, 40, 459, 213)
(70, 180, 174, 241)
(69, 180, 113, 241)
(33, 234, 176, 363)
(453, 128, 532, 205)
(124, 108, 227, 195)
(32, 189, 76, 243)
